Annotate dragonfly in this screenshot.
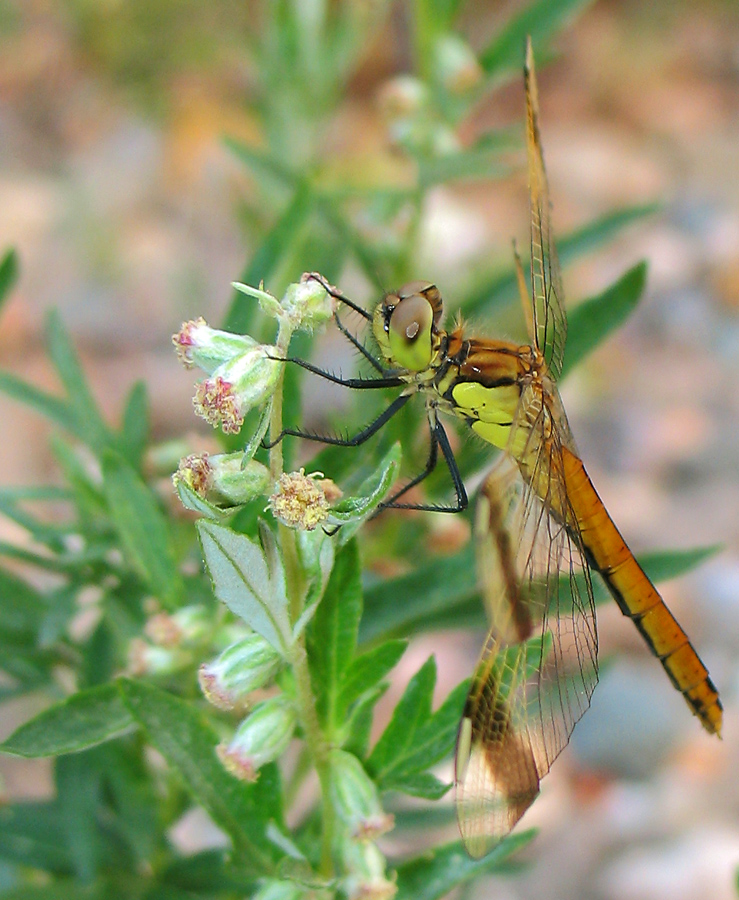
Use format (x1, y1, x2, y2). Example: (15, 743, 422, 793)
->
(272, 37, 722, 856)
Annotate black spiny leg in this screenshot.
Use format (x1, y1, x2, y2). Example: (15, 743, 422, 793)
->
(379, 418, 468, 514)
(264, 392, 412, 449)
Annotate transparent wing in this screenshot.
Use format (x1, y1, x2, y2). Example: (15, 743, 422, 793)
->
(524, 36, 567, 381)
(455, 383, 598, 857)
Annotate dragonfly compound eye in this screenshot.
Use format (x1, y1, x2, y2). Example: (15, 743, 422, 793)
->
(388, 291, 434, 372)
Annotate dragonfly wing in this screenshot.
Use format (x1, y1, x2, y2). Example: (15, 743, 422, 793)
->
(456, 385, 598, 856)
(524, 37, 567, 381)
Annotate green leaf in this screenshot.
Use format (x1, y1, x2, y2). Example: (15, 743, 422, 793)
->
(462, 204, 658, 318)
(56, 752, 103, 881)
(0, 248, 19, 310)
(197, 520, 291, 652)
(118, 678, 277, 873)
(308, 540, 362, 731)
(0, 683, 135, 758)
(479, 0, 595, 75)
(0, 565, 45, 640)
(0, 370, 78, 435)
(366, 657, 464, 791)
(385, 771, 451, 800)
(338, 638, 407, 717)
(374, 679, 469, 791)
(224, 138, 297, 190)
(561, 261, 647, 379)
(102, 451, 184, 609)
(0, 802, 74, 874)
(118, 380, 149, 468)
(394, 831, 536, 900)
(45, 310, 112, 455)
(642, 544, 721, 583)
(223, 183, 314, 333)
(360, 544, 477, 643)
(329, 443, 403, 541)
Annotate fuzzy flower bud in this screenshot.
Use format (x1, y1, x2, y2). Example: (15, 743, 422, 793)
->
(144, 605, 210, 648)
(174, 452, 271, 507)
(199, 634, 283, 711)
(268, 469, 340, 531)
(172, 317, 258, 373)
(280, 275, 334, 332)
(217, 695, 296, 782)
(432, 34, 482, 95)
(127, 638, 189, 676)
(340, 838, 397, 900)
(193, 345, 281, 435)
(329, 750, 394, 842)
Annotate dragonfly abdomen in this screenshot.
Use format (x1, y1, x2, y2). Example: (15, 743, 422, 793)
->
(560, 447, 723, 736)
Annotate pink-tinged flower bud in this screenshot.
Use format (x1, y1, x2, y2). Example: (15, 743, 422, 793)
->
(172, 318, 258, 373)
(329, 750, 394, 842)
(199, 634, 283, 711)
(173, 452, 270, 506)
(339, 838, 397, 900)
(192, 346, 281, 435)
(127, 638, 189, 676)
(216, 695, 296, 782)
(144, 605, 210, 648)
(269, 470, 339, 531)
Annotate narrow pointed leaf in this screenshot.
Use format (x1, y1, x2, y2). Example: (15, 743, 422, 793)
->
(45, 310, 112, 454)
(0, 371, 77, 434)
(118, 380, 149, 468)
(479, 0, 595, 75)
(0, 247, 18, 310)
(395, 832, 536, 900)
(561, 261, 647, 379)
(308, 540, 362, 729)
(338, 639, 407, 716)
(118, 678, 278, 873)
(0, 684, 135, 758)
(102, 451, 184, 608)
(366, 656, 436, 778)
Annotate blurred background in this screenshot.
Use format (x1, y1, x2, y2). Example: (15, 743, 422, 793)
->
(1, 0, 739, 898)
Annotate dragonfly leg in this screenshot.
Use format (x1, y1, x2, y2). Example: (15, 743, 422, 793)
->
(305, 271, 372, 321)
(264, 391, 411, 449)
(334, 309, 385, 372)
(273, 355, 403, 390)
(380, 419, 468, 513)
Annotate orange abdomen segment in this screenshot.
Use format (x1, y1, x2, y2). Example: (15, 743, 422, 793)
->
(561, 447, 722, 736)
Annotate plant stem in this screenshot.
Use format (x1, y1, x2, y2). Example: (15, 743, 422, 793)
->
(269, 317, 335, 876)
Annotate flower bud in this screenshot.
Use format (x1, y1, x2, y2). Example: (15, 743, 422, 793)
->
(174, 452, 271, 506)
(127, 638, 189, 676)
(329, 750, 394, 842)
(433, 34, 482, 95)
(251, 880, 309, 900)
(193, 345, 281, 435)
(268, 470, 337, 531)
(339, 837, 397, 900)
(199, 633, 283, 711)
(144, 604, 210, 648)
(217, 695, 296, 782)
(172, 317, 258, 373)
(280, 275, 335, 332)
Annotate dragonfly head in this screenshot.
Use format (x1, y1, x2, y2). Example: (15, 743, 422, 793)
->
(373, 281, 443, 372)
